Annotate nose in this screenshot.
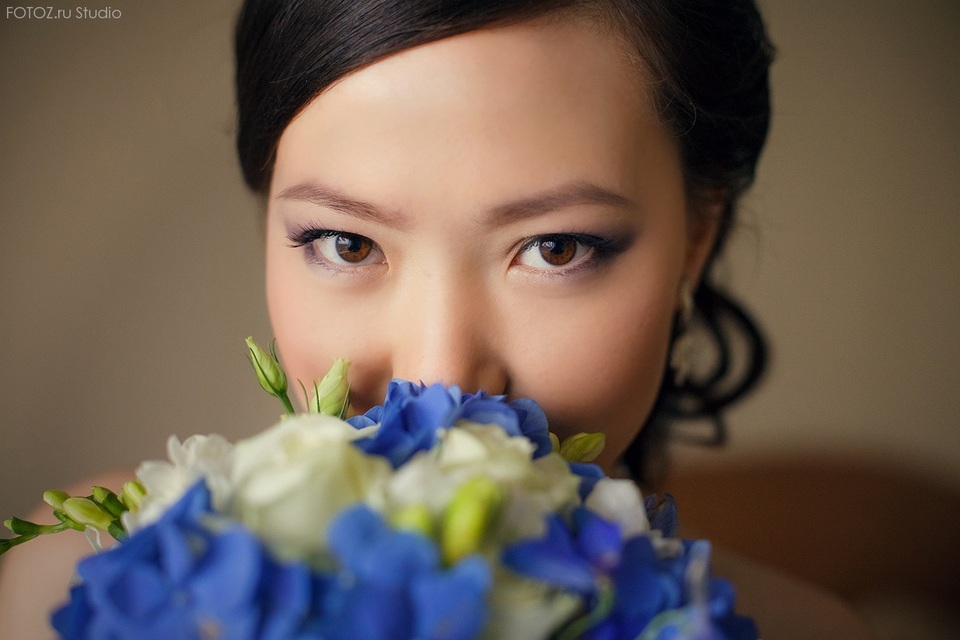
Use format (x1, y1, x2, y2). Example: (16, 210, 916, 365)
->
(387, 269, 508, 396)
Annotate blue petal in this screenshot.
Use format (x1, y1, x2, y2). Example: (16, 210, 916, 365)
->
(156, 521, 196, 584)
(647, 494, 678, 538)
(412, 556, 491, 640)
(190, 526, 262, 611)
(258, 560, 315, 640)
(508, 398, 553, 458)
(327, 506, 386, 570)
(51, 584, 93, 638)
(356, 529, 439, 586)
(573, 508, 623, 573)
(568, 462, 606, 501)
(105, 563, 171, 619)
(503, 518, 596, 594)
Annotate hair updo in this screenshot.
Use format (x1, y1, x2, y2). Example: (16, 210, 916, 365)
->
(234, 0, 774, 483)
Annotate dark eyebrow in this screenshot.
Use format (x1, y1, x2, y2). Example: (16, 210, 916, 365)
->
(277, 182, 412, 231)
(278, 180, 634, 230)
(484, 181, 635, 226)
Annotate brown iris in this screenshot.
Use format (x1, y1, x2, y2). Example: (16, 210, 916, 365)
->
(538, 236, 578, 266)
(334, 233, 373, 263)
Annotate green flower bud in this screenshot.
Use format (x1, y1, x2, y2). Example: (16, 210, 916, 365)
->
(310, 358, 351, 417)
(120, 480, 146, 512)
(559, 432, 606, 463)
(43, 490, 70, 511)
(549, 432, 561, 453)
(441, 476, 502, 565)
(62, 497, 114, 531)
(92, 486, 127, 518)
(246, 337, 288, 397)
(389, 503, 435, 538)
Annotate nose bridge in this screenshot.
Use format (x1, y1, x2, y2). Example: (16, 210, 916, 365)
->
(390, 267, 505, 394)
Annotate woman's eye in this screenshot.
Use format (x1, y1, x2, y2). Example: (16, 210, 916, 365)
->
(516, 234, 594, 270)
(289, 229, 385, 269)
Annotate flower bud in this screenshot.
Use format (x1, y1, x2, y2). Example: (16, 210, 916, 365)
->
(119, 480, 146, 512)
(43, 490, 70, 511)
(92, 486, 127, 518)
(62, 497, 114, 531)
(559, 432, 606, 463)
(246, 337, 288, 398)
(389, 503, 435, 538)
(310, 358, 351, 417)
(441, 476, 502, 564)
(549, 432, 561, 453)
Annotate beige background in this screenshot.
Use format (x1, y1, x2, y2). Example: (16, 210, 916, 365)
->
(1, 0, 958, 526)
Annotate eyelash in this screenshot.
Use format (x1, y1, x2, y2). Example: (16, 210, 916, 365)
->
(286, 226, 628, 276)
(286, 227, 384, 273)
(515, 233, 627, 276)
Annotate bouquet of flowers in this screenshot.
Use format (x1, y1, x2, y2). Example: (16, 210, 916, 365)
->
(1, 338, 758, 640)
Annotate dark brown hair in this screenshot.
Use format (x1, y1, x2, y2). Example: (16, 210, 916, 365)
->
(234, 0, 774, 482)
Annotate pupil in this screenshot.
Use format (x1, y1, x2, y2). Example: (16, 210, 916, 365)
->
(539, 237, 576, 266)
(335, 234, 371, 262)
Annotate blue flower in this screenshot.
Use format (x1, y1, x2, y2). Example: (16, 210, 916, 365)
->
(347, 380, 552, 466)
(502, 508, 757, 640)
(313, 505, 491, 640)
(52, 482, 315, 640)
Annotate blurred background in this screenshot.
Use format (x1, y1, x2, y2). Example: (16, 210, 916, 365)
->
(1, 0, 957, 636)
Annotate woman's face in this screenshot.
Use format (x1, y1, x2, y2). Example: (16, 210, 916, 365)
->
(265, 17, 717, 471)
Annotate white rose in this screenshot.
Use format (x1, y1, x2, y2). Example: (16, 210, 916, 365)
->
(122, 433, 234, 533)
(228, 413, 389, 560)
(386, 423, 580, 544)
(584, 477, 650, 538)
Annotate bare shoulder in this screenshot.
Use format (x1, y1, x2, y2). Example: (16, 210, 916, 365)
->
(0, 469, 133, 639)
(711, 545, 879, 640)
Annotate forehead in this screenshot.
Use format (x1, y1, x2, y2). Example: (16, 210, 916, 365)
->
(271, 16, 678, 209)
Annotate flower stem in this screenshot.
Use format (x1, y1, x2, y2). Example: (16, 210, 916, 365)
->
(555, 583, 615, 640)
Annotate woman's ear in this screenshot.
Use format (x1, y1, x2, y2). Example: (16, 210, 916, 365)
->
(683, 195, 724, 287)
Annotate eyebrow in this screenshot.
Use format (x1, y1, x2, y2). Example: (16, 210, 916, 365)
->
(483, 181, 635, 226)
(277, 180, 635, 229)
(277, 182, 413, 231)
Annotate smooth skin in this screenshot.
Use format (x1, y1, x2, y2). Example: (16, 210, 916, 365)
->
(266, 16, 713, 472)
(0, 16, 877, 639)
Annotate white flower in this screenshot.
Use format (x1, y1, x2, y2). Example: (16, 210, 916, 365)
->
(228, 413, 388, 561)
(584, 477, 650, 538)
(122, 433, 235, 533)
(386, 422, 580, 545)
(483, 569, 582, 640)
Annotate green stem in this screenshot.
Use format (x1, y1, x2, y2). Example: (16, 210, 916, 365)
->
(279, 391, 296, 415)
(555, 583, 616, 640)
(0, 520, 75, 557)
(0, 534, 38, 556)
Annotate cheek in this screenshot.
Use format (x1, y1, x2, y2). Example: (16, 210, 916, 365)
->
(507, 280, 676, 468)
(265, 237, 389, 412)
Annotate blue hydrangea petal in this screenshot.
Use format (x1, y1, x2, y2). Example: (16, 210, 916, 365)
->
(568, 462, 606, 500)
(355, 529, 439, 587)
(647, 494, 678, 538)
(346, 414, 378, 429)
(573, 508, 623, 573)
(503, 518, 596, 594)
(459, 395, 521, 435)
(190, 526, 263, 611)
(326, 505, 386, 571)
(156, 521, 195, 584)
(51, 584, 93, 638)
(611, 537, 664, 632)
(507, 398, 553, 458)
(105, 564, 171, 619)
(412, 556, 491, 640)
(257, 560, 315, 640)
